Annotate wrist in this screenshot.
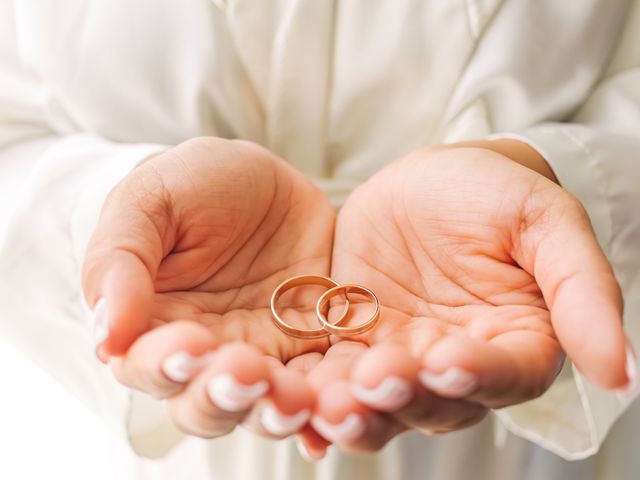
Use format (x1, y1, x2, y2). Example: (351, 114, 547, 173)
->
(441, 139, 559, 184)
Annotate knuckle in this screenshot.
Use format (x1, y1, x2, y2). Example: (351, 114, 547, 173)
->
(111, 355, 181, 398)
(109, 361, 134, 388)
(416, 406, 488, 434)
(167, 398, 236, 439)
(166, 408, 206, 438)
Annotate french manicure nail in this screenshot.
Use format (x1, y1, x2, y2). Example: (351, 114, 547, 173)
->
(351, 376, 413, 410)
(617, 346, 640, 402)
(296, 438, 326, 462)
(261, 404, 310, 436)
(207, 373, 268, 412)
(419, 367, 478, 397)
(93, 298, 110, 350)
(162, 351, 215, 383)
(311, 413, 366, 443)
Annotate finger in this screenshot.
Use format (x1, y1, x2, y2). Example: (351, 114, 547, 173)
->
(308, 342, 405, 453)
(244, 358, 315, 438)
(286, 352, 324, 374)
(393, 388, 488, 434)
(296, 425, 331, 462)
(166, 342, 270, 438)
(419, 333, 562, 408)
(283, 352, 331, 460)
(351, 342, 487, 432)
(350, 343, 418, 411)
(295, 344, 366, 459)
(82, 162, 170, 357)
(313, 380, 405, 453)
(108, 320, 217, 398)
(87, 251, 156, 359)
(516, 191, 629, 389)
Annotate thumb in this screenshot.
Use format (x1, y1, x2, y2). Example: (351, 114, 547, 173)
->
(516, 190, 633, 393)
(82, 169, 171, 358)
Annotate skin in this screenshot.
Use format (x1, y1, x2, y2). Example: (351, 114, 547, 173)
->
(82, 137, 629, 454)
(298, 145, 627, 455)
(82, 137, 336, 437)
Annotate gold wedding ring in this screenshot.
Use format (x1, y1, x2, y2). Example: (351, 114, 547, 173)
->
(270, 274, 350, 339)
(316, 284, 380, 336)
(270, 275, 380, 339)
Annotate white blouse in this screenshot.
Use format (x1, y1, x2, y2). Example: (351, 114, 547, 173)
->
(1, 1, 639, 479)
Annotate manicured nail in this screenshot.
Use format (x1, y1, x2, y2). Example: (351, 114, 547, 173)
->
(311, 413, 366, 443)
(296, 438, 326, 462)
(617, 346, 640, 402)
(419, 367, 478, 397)
(261, 404, 310, 436)
(162, 351, 215, 383)
(351, 376, 413, 410)
(207, 373, 268, 412)
(93, 298, 110, 350)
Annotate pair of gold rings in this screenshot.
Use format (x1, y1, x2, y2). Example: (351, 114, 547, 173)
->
(270, 274, 380, 339)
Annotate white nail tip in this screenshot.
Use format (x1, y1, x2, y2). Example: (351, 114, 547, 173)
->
(261, 405, 310, 436)
(419, 367, 478, 397)
(296, 439, 314, 462)
(296, 439, 324, 462)
(162, 352, 214, 383)
(207, 373, 268, 412)
(93, 298, 109, 348)
(311, 413, 366, 443)
(617, 347, 640, 402)
(351, 377, 413, 410)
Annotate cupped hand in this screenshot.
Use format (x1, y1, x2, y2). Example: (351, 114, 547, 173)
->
(82, 137, 335, 439)
(301, 146, 629, 455)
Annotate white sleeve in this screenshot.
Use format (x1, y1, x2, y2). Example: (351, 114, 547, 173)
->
(0, 0, 176, 457)
(488, 2, 640, 461)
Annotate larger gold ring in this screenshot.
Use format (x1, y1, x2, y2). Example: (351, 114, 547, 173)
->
(270, 275, 350, 339)
(315, 284, 380, 336)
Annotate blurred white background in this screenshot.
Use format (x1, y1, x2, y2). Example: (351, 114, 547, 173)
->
(0, 338, 146, 480)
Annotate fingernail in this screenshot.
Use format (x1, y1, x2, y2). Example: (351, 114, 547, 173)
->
(261, 404, 310, 436)
(419, 367, 478, 397)
(296, 438, 326, 462)
(162, 351, 215, 383)
(351, 376, 413, 410)
(93, 298, 110, 350)
(311, 413, 366, 443)
(617, 346, 640, 402)
(207, 373, 268, 412)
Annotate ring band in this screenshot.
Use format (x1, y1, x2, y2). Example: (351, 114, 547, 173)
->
(315, 284, 380, 336)
(270, 274, 350, 339)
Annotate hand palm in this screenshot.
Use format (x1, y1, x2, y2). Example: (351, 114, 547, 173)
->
(328, 148, 564, 404)
(85, 141, 625, 448)
(296, 147, 624, 454)
(84, 138, 335, 361)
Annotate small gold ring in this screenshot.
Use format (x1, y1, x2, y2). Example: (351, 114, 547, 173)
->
(315, 284, 380, 336)
(270, 274, 349, 339)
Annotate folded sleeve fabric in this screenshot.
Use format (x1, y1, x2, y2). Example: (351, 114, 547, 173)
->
(0, 135, 170, 450)
(0, 0, 172, 455)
